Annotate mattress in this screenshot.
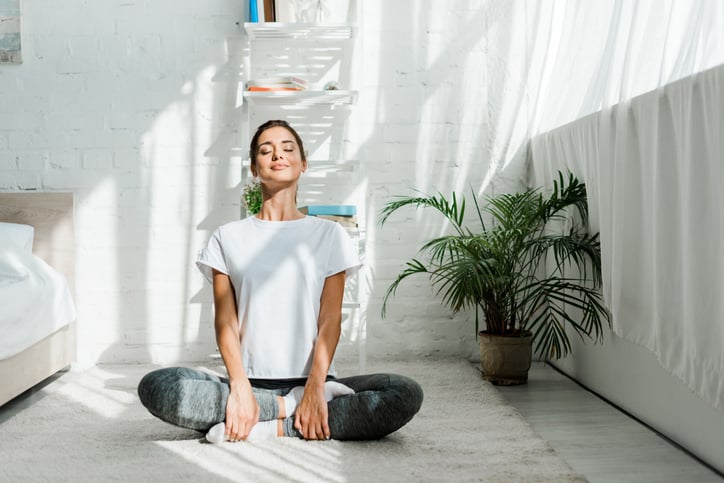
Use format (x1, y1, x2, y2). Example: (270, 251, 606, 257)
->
(0, 222, 76, 360)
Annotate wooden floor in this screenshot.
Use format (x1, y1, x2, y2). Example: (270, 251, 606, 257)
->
(496, 362, 724, 483)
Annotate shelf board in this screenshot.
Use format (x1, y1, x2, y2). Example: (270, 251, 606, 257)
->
(244, 22, 355, 40)
(243, 89, 357, 106)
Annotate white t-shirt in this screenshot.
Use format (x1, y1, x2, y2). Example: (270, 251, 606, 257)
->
(196, 216, 361, 379)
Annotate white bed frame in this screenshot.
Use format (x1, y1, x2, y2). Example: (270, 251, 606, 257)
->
(0, 192, 76, 407)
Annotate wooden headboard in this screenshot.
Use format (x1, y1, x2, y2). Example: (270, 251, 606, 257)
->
(0, 192, 75, 290)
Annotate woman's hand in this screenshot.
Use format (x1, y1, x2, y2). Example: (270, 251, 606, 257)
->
(225, 380, 259, 441)
(211, 269, 259, 441)
(294, 382, 330, 440)
(295, 271, 346, 441)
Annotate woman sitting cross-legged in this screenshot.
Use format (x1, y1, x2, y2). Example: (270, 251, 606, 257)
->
(137, 119, 423, 442)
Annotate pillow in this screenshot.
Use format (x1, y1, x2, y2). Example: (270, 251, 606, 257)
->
(0, 222, 34, 254)
(0, 249, 30, 286)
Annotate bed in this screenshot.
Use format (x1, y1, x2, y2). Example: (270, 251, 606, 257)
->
(0, 192, 76, 407)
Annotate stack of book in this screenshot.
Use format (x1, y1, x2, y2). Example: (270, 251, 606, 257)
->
(248, 0, 276, 22)
(250, 0, 351, 23)
(299, 205, 358, 232)
(246, 76, 308, 92)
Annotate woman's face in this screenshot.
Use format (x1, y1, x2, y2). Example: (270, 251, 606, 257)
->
(252, 126, 306, 188)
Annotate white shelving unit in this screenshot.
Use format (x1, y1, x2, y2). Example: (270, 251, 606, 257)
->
(242, 22, 358, 107)
(242, 21, 365, 359)
(241, 19, 359, 194)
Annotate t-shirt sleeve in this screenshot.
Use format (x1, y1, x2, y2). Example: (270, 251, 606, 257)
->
(325, 222, 362, 278)
(196, 228, 228, 283)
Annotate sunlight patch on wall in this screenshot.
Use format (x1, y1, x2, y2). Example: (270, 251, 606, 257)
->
(76, 178, 121, 363)
(138, 65, 226, 364)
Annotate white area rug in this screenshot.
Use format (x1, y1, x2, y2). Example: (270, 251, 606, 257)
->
(0, 357, 585, 482)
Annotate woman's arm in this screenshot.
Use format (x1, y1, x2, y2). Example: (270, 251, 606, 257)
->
(294, 270, 346, 440)
(212, 268, 259, 441)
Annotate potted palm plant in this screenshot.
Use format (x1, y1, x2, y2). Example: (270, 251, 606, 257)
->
(379, 172, 610, 385)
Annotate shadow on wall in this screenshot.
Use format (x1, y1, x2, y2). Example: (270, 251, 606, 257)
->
(132, 33, 248, 364)
(356, 2, 516, 360)
(86, 12, 247, 364)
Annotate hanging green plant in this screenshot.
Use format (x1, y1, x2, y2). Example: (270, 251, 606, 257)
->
(242, 178, 262, 215)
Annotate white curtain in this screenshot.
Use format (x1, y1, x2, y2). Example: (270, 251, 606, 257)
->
(487, 0, 724, 181)
(529, 64, 724, 410)
(514, 0, 724, 410)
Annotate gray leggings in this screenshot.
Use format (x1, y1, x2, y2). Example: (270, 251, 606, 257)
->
(137, 367, 423, 440)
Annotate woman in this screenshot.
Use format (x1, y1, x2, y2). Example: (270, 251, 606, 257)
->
(138, 120, 423, 442)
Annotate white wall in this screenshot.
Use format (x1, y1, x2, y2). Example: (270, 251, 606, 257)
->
(1, 1, 522, 365)
(1, 1, 246, 364)
(357, 1, 527, 362)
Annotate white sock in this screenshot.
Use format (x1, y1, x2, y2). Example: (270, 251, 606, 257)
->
(324, 380, 356, 400)
(205, 420, 279, 443)
(205, 382, 355, 443)
(281, 381, 355, 417)
(247, 420, 278, 440)
(205, 422, 227, 444)
(280, 386, 305, 417)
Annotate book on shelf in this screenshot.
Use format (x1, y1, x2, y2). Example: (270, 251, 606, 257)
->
(274, 0, 293, 22)
(249, 0, 258, 22)
(263, 0, 275, 22)
(321, 215, 358, 232)
(246, 76, 308, 91)
(299, 205, 358, 232)
(249, 0, 275, 22)
(299, 205, 356, 216)
(247, 86, 303, 92)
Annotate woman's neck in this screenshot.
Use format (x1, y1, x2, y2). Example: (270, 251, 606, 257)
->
(256, 187, 304, 222)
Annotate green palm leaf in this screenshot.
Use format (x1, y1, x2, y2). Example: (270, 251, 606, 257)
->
(379, 171, 611, 360)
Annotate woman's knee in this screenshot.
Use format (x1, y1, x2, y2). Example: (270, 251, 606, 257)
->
(346, 373, 423, 422)
(328, 373, 423, 440)
(137, 367, 192, 411)
(387, 374, 424, 420)
(337, 372, 423, 417)
(137, 368, 171, 410)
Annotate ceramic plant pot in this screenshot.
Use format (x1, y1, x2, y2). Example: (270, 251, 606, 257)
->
(479, 331, 533, 385)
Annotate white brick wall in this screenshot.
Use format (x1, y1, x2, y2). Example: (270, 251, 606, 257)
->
(355, 1, 524, 362)
(0, 0, 523, 365)
(0, 0, 244, 365)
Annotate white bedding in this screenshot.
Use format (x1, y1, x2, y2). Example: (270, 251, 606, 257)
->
(0, 223, 76, 360)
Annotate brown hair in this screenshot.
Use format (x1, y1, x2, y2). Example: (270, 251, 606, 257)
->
(249, 120, 307, 170)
